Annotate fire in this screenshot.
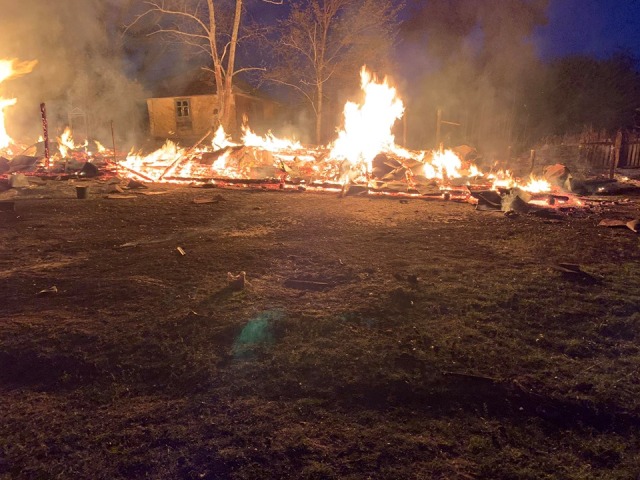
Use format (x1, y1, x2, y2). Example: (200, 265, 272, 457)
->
(57, 126, 87, 157)
(520, 176, 552, 193)
(330, 66, 404, 172)
(0, 59, 37, 150)
(429, 149, 463, 179)
(489, 171, 551, 193)
(0, 98, 17, 150)
(241, 126, 302, 151)
(212, 125, 236, 150)
(123, 140, 186, 181)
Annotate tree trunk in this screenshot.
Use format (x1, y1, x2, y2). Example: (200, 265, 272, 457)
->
(223, 0, 243, 135)
(315, 82, 323, 145)
(207, 0, 226, 128)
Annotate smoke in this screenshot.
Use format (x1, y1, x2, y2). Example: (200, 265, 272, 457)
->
(0, 0, 148, 147)
(401, 0, 549, 158)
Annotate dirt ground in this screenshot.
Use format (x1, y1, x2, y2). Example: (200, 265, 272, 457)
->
(1, 180, 640, 479)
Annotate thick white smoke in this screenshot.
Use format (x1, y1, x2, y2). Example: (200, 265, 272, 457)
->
(0, 0, 148, 147)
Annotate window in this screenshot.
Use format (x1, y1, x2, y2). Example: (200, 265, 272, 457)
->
(176, 99, 190, 118)
(175, 98, 192, 132)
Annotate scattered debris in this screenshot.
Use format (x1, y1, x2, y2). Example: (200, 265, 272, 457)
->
(104, 184, 125, 194)
(106, 194, 137, 199)
(8, 173, 30, 188)
(134, 190, 170, 196)
(471, 190, 502, 211)
(502, 190, 531, 213)
(544, 164, 572, 190)
(79, 162, 99, 178)
(36, 286, 58, 296)
(552, 263, 600, 284)
(7, 155, 39, 173)
(284, 278, 332, 291)
(598, 219, 627, 228)
(598, 218, 640, 233)
(27, 176, 46, 186)
(0, 189, 18, 200)
(126, 179, 148, 190)
(176, 246, 186, 256)
(227, 271, 246, 290)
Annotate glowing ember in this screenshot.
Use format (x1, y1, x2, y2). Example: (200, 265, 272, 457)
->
(330, 66, 404, 172)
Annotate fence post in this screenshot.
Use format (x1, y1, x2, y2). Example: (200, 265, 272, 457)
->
(610, 130, 623, 179)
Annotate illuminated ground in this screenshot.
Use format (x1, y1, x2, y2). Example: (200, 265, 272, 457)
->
(1, 183, 640, 479)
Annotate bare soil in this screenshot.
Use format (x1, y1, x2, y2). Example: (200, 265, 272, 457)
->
(1, 181, 640, 479)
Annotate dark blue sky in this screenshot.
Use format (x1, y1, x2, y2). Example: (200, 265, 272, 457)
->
(249, 0, 640, 61)
(534, 0, 640, 59)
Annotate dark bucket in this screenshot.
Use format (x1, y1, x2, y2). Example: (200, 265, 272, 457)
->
(76, 186, 89, 199)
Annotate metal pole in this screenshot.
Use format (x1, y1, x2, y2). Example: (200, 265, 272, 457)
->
(40, 103, 50, 170)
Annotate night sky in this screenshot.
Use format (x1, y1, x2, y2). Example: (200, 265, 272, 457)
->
(250, 0, 640, 62)
(534, 0, 640, 60)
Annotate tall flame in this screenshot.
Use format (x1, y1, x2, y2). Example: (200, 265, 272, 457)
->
(57, 126, 87, 157)
(330, 67, 404, 171)
(0, 59, 37, 149)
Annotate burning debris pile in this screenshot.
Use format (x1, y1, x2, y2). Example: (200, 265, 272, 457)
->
(0, 61, 636, 214)
(119, 68, 569, 207)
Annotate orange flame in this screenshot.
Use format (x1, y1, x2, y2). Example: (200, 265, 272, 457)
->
(330, 67, 404, 173)
(0, 59, 37, 150)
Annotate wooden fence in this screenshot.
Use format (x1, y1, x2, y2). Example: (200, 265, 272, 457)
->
(536, 130, 640, 175)
(578, 130, 640, 170)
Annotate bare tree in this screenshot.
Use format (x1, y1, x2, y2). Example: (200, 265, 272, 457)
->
(128, 0, 280, 131)
(266, 0, 402, 144)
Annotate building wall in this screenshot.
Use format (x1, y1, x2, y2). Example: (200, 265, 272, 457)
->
(147, 97, 176, 138)
(148, 95, 218, 140)
(148, 93, 279, 142)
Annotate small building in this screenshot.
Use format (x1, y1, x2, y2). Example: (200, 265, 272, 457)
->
(147, 72, 281, 142)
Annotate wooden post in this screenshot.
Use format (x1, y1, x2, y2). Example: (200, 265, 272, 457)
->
(110, 120, 118, 176)
(40, 103, 50, 170)
(610, 130, 623, 179)
(529, 149, 536, 175)
(402, 112, 407, 147)
(435, 108, 442, 149)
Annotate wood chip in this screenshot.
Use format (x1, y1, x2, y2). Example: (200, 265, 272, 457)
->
(134, 191, 169, 196)
(106, 194, 137, 199)
(284, 278, 332, 291)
